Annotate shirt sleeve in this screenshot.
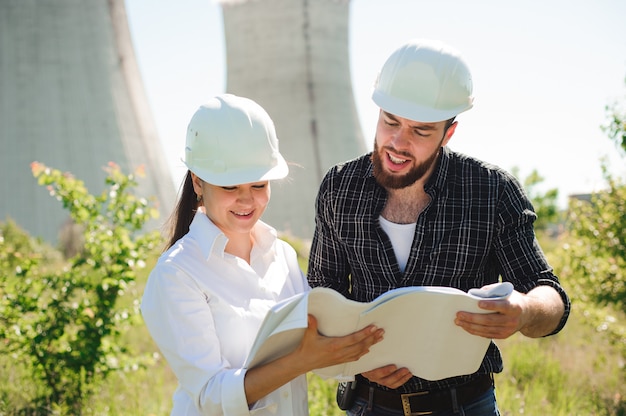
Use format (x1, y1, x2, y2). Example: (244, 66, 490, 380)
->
(494, 177, 571, 335)
(307, 170, 352, 296)
(141, 261, 252, 415)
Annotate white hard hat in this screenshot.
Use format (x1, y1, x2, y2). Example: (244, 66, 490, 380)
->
(183, 94, 288, 186)
(372, 39, 474, 122)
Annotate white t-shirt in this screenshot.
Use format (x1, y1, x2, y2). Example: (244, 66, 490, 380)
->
(141, 210, 309, 415)
(379, 216, 416, 273)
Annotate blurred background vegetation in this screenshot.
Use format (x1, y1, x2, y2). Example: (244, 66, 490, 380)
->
(1, 97, 624, 415)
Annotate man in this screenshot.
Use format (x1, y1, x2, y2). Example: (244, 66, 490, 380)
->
(307, 39, 570, 416)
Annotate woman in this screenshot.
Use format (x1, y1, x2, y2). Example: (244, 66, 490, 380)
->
(141, 94, 383, 415)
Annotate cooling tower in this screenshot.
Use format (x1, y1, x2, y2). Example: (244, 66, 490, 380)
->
(219, 0, 366, 239)
(0, 1, 175, 244)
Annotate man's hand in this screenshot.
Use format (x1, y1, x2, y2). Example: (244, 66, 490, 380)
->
(455, 285, 564, 339)
(360, 365, 413, 389)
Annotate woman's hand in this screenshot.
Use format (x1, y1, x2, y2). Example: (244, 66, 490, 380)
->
(244, 315, 383, 404)
(293, 315, 384, 372)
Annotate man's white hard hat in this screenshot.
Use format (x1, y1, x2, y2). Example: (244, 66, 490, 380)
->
(183, 94, 288, 186)
(372, 39, 474, 123)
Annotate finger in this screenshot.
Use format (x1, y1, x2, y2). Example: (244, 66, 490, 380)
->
(356, 325, 385, 343)
(362, 366, 412, 389)
(466, 325, 513, 339)
(383, 370, 413, 389)
(323, 331, 379, 361)
(455, 313, 518, 339)
(339, 325, 384, 348)
(457, 309, 516, 327)
(307, 314, 319, 331)
(476, 299, 510, 312)
(361, 364, 400, 379)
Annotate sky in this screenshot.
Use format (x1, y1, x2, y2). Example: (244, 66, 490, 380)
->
(124, 0, 626, 208)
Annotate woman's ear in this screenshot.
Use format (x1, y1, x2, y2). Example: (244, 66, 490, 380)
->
(190, 172, 204, 196)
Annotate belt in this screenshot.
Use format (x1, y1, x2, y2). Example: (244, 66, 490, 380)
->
(355, 374, 493, 416)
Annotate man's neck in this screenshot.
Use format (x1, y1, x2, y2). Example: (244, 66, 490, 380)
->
(381, 180, 431, 224)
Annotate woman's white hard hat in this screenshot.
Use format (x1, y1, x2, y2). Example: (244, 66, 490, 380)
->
(183, 94, 289, 186)
(372, 39, 474, 123)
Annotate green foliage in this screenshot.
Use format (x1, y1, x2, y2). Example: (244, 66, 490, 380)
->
(557, 170, 626, 364)
(0, 219, 63, 284)
(554, 89, 626, 375)
(497, 340, 595, 415)
(2, 224, 625, 415)
(307, 374, 343, 416)
(564, 174, 626, 307)
(511, 167, 561, 231)
(497, 306, 625, 415)
(0, 162, 161, 414)
(279, 232, 311, 272)
(604, 94, 626, 155)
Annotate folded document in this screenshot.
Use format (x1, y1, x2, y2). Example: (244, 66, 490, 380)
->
(244, 282, 513, 381)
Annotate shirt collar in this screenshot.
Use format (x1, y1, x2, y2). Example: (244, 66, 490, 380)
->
(251, 220, 278, 252)
(188, 209, 228, 260)
(425, 146, 451, 194)
(363, 153, 379, 190)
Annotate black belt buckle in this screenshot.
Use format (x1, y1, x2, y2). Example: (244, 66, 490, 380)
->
(400, 391, 433, 416)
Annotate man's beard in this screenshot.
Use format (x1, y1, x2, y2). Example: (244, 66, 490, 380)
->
(371, 139, 442, 189)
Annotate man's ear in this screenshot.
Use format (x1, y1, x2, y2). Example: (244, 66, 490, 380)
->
(442, 121, 458, 147)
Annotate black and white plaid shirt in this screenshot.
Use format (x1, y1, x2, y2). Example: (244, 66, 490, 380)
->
(307, 146, 571, 394)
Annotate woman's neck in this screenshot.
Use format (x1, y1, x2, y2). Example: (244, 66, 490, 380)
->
(225, 232, 254, 264)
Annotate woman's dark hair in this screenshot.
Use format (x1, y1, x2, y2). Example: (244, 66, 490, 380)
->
(164, 170, 200, 251)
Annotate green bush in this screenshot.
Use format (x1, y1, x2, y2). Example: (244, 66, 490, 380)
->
(0, 162, 161, 414)
(553, 168, 626, 371)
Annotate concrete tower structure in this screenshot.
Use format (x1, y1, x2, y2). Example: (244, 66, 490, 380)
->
(219, 0, 366, 239)
(0, 1, 175, 243)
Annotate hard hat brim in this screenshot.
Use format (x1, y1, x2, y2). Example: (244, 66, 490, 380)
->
(183, 154, 289, 187)
(372, 89, 473, 123)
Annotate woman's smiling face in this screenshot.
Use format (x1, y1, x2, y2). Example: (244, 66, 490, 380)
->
(192, 173, 270, 238)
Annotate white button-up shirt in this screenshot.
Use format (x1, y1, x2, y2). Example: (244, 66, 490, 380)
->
(141, 211, 309, 415)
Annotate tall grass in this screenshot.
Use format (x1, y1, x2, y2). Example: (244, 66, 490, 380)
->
(305, 306, 626, 416)
(2, 298, 623, 415)
(495, 307, 625, 415)
(57, 306, 621, 416)
(2, 241, 624, 415)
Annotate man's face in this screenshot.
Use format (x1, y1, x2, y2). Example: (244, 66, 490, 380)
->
(371, 111, 455, 189)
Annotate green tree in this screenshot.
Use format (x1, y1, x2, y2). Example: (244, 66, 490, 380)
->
(556, 91, 626, 378)
(0, 162, 161, 414)
(604, 91, 626, 154)
(564, 172, 625, 308)
(511, 167, 560, 232)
